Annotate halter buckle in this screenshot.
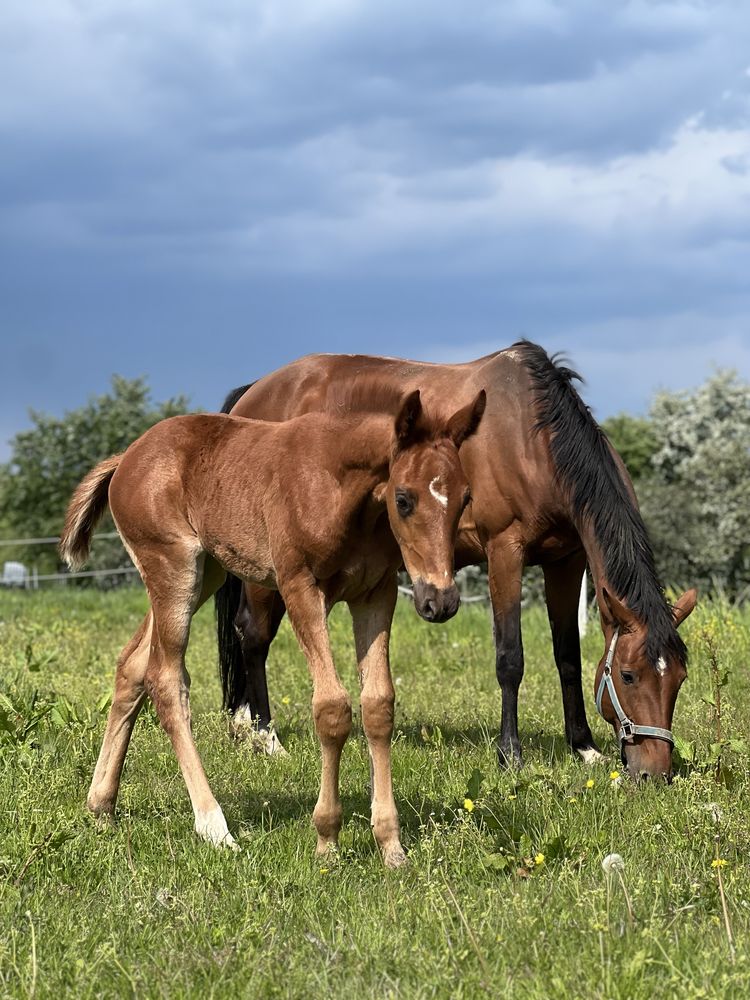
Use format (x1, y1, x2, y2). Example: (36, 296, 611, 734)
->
(620, 719, 636, 741)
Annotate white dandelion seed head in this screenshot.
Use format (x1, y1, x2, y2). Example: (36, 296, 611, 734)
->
(602, 853, 625, 875)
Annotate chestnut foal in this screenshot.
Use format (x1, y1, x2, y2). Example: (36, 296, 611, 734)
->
(60, 389, 485, 865)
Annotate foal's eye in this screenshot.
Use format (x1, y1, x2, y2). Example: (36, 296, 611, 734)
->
(462, 491, 472, 509)
(395, 491, 415, 518)
(620, 671, 635, 686)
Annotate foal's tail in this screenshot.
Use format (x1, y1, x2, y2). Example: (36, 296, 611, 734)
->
(59, 454, 122, 571)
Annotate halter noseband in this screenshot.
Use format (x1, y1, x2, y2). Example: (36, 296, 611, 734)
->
(595, 627, 674, 747)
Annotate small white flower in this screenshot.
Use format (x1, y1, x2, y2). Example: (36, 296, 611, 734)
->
(602, 853, 625, 875)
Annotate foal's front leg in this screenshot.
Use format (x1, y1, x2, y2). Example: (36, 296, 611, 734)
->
(282, 573, 352, 855)
(349, 575, 406, 868)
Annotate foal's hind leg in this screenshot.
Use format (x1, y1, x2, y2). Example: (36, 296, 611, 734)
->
(543, 551, 601, 763)
(87, 613, 152, 817)
(145, 549, 237, 848)
(282, 572, 352, 855)
(349, 575, 405, 868)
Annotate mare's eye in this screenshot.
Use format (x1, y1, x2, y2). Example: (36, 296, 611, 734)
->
(620, 671, 635, 686)
(462, 491, 472, 509)
(395, 491, 415, 518)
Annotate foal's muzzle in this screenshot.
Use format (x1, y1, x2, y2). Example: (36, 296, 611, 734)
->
(413, 581, 460, 623)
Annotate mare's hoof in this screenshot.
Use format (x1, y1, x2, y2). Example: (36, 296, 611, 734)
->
(231, 715, 289, 757)
(497, 744, 523, 770)
(576, 745, 603, 765)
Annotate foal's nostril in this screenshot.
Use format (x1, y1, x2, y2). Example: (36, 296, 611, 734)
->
(422, 600, 437, 621)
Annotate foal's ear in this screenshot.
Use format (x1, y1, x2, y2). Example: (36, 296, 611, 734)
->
(672, 588, 698, 628)
(447, 389, 486, 448)
(601, 588, 638, 631)
(394, 390, 423, 449)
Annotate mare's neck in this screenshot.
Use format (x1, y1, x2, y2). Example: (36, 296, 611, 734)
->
(576, 519, 618, 632)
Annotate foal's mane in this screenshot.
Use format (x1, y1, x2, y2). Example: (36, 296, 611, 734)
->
(515, 339, 686, 667)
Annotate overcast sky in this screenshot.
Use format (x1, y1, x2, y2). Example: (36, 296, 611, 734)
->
(2, 0, 749, 459)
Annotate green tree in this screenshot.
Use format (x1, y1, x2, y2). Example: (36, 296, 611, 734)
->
(601, 413, 658, 482)
(0, 376, 189, 578)
(638, 370, 750, 598)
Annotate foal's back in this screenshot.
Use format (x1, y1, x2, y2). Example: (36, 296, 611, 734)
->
(108, 411, 393, 590)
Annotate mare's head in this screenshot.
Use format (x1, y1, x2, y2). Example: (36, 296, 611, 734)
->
(384, 389, 486, 623)
(594, 588, 697, 780)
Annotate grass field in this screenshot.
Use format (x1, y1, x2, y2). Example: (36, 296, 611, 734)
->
(1, 588, 749, 999)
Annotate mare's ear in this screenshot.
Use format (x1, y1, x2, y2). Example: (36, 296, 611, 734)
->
(372, 482, 387, 505)
(672, 588, 698, 628)
(394, 390, 423, 450)
(447, 389, 486, 448)
(601, 587, 638, 631)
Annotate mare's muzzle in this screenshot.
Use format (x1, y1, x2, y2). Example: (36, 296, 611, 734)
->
(413, 580, 460, 623)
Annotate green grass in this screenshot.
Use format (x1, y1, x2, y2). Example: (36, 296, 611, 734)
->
(1, 588, 749, 998)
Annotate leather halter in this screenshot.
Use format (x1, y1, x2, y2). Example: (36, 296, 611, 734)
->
(595, 627, 674, 746)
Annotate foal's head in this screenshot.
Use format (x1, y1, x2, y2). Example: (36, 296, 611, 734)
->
(385, 389, 486, 623)
(595, 588, 697, 780)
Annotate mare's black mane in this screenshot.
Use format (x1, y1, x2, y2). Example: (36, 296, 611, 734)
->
(220, 383, 255, 414)
(515, 339, 686, 667)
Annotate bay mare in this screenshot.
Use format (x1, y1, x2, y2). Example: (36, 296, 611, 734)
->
(60, 391, 486, 865)
(218, 341, 696, 780)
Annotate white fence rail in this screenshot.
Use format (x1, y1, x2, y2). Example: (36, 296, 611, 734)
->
(0, 532, 134, 588)
(0, 532, 591, 634)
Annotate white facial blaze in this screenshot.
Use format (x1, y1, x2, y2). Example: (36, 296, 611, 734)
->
(429, 476, 448, 509)
(656, 656, 668, 676)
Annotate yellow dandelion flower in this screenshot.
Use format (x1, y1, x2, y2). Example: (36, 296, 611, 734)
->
(568, 796, 577, 803)
(281, 696, 291, 705)
(319, 867, 329, 874)
(610, 771, 620, 781)
(534, 853, 545, 866)
(586, 779, 595, 789)
(711, 858, 728, 868)
(508, 794, 517, 801)
(463, 798, 475, 812)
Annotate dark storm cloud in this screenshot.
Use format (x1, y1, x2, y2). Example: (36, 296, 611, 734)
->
(1, 1, 749, 458)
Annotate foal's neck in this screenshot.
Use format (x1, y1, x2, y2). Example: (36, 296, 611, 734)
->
(335, 413, 393, 481)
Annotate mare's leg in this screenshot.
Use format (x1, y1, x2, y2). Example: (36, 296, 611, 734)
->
(542, 551, 601, 762)
(487, 536, 525, 768)
(283, 572, 352, 855)
(348, 575, 405, 868)
(231, 584, 288, 755)
(87, 612, 152, 816)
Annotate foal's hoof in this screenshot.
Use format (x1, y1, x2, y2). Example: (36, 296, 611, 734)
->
(86, 795, 116, 820)
(382, 843, 408, 869)
(195, 808, 240, 852)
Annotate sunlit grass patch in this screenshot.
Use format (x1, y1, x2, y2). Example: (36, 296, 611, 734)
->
(1, 589, 749, 997)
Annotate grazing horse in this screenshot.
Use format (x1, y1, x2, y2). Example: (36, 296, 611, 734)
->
(60, 390, 485, 864)
(217, 341, 696, 780)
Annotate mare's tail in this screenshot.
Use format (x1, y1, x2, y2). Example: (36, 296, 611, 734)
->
(215, 382, 255, 711)
(59, 454, 122, 571)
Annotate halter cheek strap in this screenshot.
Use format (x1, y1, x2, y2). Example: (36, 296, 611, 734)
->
(595, 627, 674, 746)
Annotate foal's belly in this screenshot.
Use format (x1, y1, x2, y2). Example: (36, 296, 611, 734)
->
(206, 537, 278, 591)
